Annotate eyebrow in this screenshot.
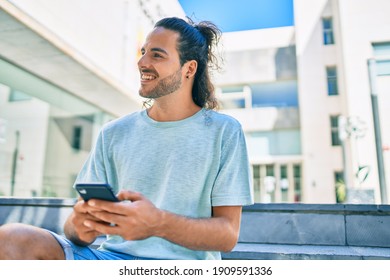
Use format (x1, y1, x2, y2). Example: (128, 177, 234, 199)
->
(152, 47, 169, 55)
(142, 47, 168, 55)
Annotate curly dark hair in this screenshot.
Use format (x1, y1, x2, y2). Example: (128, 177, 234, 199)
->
(154, 17, 222, 110)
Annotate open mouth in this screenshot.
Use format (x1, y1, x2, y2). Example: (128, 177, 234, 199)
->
(141, 74, 157, 81)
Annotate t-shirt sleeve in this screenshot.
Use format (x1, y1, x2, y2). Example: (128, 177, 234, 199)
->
(73, 129, 111, 188)
(211, 127, 254, 206)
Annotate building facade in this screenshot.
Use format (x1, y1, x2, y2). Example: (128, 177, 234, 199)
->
(217, 0, 390, 204)
(296, 0, 390, 204)
(215, 26, 302, 203)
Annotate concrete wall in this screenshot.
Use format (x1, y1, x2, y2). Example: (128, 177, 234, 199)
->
(238, 203, 390, 247)
(224, 203, 390, 259)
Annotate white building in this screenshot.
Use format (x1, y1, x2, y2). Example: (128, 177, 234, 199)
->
(296, 0, 390, 204)
(216, 26, 301, 204)
(0, 0, 185, 197)
(217, 0, 390, 204)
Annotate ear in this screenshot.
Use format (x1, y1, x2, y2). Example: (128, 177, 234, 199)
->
(184, 60, 198, 79)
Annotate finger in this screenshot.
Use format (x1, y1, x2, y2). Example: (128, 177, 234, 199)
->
(88, 210, 115, 224)
(89, 210, 128, 227)
(86, 198, 116, 210)
(75, 199, 106, 216)
(84, 219, 120, 235)
(87, 199, 132, 216)
(117, 190, 144, 202)
(73, 199, 89, 214)
(87, 211, 110, 222)
(72, 215, 105, 243)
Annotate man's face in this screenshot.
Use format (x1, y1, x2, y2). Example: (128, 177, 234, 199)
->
(138, 27, 183, 99)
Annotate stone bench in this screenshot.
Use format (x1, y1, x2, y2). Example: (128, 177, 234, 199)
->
(0, 198, 75, 234)
(222, 203, 390, 260)
(1, 198, 389, 259)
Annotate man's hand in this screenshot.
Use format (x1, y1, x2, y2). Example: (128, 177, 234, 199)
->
(82, 190, 164, 241)
(64, 198, 109, 246)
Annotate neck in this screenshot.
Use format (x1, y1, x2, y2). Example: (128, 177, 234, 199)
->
(147, 99, 201, 122)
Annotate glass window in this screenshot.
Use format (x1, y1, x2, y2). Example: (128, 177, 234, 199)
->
(246, 130, 301, 157)
(372, 42, 390, 56)
(375, 60, 390, 76)
(252, 165, 261, 203)
(217, 86, 250, 109)
(334, 171, 345, 203)
(251, 80, 298, 108)
(72, 126, 82, 150)
(334, 171, 344, 182)
(9, 90, 32, 102)
(372, 42, 390, 76)
(322, 17, 335, 45)
(218, 97, 246, 109)
(264, 165, 276, 202)
(293, 164, 302, 202)
(266, 164, 274, 177)
(0, 71, 114, 198)
(326, 66, 339, 96)
(252, 163, 302, 203)
(330, 116, 341, 146)
(280, 165, 289, 202)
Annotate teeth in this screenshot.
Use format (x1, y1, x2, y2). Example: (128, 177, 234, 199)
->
(141, 74, 156, 80)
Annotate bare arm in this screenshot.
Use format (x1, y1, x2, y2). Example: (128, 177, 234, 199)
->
(157, 205, 241, 252)
(83, 190, 242, 252)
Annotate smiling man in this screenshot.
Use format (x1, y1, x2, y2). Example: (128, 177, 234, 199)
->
(0, 17, 253, 260)
(138, 31, 183, 100)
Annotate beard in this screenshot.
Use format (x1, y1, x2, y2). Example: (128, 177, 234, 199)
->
(139, 68, 182, 99)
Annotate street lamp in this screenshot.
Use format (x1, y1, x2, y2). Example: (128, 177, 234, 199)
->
(367, 58, 388, 204)
(10, 130, 20, 196)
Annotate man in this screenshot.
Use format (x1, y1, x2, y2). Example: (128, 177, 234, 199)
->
(0, 17, 253, 260)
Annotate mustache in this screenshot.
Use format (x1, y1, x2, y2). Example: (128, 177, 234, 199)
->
(140, 69, 158, 76)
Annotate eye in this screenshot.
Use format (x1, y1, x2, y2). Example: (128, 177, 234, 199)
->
(153, 53, 163, 58)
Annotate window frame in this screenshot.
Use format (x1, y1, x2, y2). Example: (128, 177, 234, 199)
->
(330, 115, 342, 146)
(326, 66, 339, 96)
(322, 17, 335, 45)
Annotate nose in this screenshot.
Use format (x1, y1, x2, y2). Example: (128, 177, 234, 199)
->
(137, 54, 150, 69)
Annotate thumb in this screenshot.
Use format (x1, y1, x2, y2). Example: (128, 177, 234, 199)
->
(117, 190, 144, 202)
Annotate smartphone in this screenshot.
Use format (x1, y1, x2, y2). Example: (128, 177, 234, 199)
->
(75, 183, 119, 202)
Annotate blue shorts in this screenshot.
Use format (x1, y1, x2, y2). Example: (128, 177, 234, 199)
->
(48, 231, 155, 260)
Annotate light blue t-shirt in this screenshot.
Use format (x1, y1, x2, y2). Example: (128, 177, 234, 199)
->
(75, 108, 253, 260)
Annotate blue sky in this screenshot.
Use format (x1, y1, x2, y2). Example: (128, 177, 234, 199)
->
(178, 0, 294, 33)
